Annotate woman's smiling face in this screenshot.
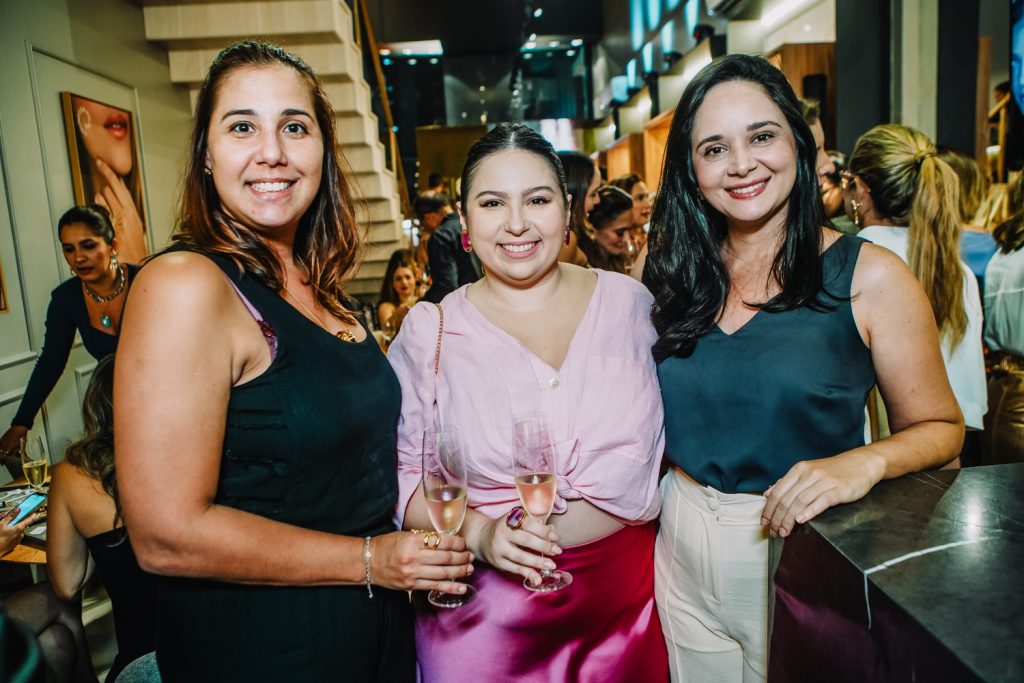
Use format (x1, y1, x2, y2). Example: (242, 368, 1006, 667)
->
(690, 80, 797, 232)
(204, 65, 324, 238)
(462, 149, 569, 288)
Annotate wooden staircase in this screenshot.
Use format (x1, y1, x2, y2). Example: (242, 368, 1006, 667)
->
(138, 0, 406, 298)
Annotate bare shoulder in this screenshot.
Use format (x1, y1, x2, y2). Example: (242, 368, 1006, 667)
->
(131, 251, 233, 303)
(851, 239, 919, 295)
(124, 251, 244, 337)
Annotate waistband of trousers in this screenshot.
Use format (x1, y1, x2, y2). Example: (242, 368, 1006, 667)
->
(667, 466, 766, 521)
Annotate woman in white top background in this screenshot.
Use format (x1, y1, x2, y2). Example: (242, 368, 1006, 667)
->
(844, 124, 986, 463)
(983, 171, 1024, 462)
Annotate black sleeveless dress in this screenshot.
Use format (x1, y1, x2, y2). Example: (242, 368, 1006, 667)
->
(155, 253, 414, 682)
(85, 529, 157, 682)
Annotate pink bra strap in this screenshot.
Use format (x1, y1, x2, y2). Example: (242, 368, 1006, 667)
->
(224, 276, 278, 360)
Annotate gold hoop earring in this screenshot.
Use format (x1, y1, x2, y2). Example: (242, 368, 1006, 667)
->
(851, 199, 861, 227)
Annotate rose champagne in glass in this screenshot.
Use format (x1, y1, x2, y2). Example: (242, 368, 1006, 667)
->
(512, 414, 572, 592)
(422, 427, 477, 608)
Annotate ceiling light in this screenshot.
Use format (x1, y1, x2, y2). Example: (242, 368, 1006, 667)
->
(524, 53, 533, 60)
(478, 85, 486, 92)
(382, 57, 392, 66)
(533, 7, 543, 18)
(402, 48, 412, 54)
(566, 49, 576, 57)
(571, 38, 583, 47)
(529, 33, 537, 41)
(430, 58, 438, 64)
(408, 58, 418, 65)
(550, 40, 560, 47)
(525, 41, 536, 49)
(380, 48, 391, 55)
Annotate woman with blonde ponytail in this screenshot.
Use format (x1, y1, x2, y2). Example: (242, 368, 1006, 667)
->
(846, 124, 986, 452)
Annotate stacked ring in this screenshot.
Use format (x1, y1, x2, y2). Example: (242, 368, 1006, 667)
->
(505, 506, 526, 530)
(422, 531, 441, 549)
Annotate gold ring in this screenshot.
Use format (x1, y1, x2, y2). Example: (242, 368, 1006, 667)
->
(422, 531, 441, 549)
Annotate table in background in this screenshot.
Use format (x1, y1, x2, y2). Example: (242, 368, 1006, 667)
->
(771, 463, 1024, 682)
(1, 477, 48, 571)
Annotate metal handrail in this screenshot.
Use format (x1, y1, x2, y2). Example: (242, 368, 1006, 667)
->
(350, 0, 412, 218)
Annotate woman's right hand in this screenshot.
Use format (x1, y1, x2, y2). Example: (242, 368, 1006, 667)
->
(370, 530, 474, 594)
(472, 513, 563, 588)
(0, 426, 27, 477)
(0, 509, 33, 556)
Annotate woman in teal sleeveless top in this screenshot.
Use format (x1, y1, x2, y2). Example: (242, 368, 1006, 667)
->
(640, 55, 964, 682)
(114, 42, 472, 682)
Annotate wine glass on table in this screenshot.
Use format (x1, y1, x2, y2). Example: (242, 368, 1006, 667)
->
(20, 435, 48, 492)
(512, 414, 572, 592)
(422, 426, 477, 608)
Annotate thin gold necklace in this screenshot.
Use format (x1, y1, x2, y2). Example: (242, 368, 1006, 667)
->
(282, 287, 357, 343)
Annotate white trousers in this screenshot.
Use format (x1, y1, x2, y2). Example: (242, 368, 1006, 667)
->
(654, 468, 783, 683)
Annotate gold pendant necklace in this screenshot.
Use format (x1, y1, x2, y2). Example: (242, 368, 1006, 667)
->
(282, 287, 357, 343)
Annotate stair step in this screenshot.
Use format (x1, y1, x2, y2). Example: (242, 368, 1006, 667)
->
(168, 40, 362, 85)
(143, 0, 353, 49)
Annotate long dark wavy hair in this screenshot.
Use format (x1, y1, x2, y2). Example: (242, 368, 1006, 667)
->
(173, 40, 363, 323)
(63, 355, 122, 533)
(643, 54, 829, 361)
(557, 151, 597, 236)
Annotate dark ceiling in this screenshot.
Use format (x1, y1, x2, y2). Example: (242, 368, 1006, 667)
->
(366, 0, 603, 57)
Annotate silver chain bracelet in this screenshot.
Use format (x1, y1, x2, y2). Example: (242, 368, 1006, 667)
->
(363, 536, 374, 599)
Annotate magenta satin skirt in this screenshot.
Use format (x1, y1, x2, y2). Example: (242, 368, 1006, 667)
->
(414, 523, 669, 683)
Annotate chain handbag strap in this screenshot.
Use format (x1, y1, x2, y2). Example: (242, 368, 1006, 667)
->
(432, 303, 444, 375)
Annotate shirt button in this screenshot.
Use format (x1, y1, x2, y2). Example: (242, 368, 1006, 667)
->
(706, 498, 719, 512)
(548, 378, 560, 389)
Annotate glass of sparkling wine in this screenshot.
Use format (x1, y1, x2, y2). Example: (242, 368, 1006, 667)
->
(20, 435, 48, 492)
(512, 414, 572, 592)
(422, 427, 477, 608)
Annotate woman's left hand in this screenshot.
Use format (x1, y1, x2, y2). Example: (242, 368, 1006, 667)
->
(761, 451, 885, 537)
(94, 158, 147, 263)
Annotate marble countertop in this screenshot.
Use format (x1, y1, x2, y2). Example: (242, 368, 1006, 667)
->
(806, 463, 1024, 681)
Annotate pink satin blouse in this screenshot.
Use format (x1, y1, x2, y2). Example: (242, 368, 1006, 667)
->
(388, 269, 665, 527)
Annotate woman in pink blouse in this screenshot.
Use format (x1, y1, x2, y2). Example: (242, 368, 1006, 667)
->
(388, 123, 668, 682)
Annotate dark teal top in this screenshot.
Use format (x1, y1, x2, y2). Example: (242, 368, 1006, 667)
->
(155, 251, 414, 682)
(658, 235, 875, 494)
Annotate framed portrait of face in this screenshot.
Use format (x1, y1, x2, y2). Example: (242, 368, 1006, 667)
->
(60, 92, 149, 264)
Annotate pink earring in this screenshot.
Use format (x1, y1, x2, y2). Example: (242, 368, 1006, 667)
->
(564, 226, 571, 246)
(461, 230, 472, 252)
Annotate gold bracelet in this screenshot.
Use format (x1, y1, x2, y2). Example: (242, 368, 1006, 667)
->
(363, 536, 374, 599)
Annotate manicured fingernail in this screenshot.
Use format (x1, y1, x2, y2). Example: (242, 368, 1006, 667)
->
(551, 545, 562, 555)
(458, 585, 467, 593)
(545, 561, 556, 570)
(466, 564, 474, 574)
(549, 532, 560, 542)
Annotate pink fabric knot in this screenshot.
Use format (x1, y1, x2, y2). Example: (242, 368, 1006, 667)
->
(552, 438, 582, 514)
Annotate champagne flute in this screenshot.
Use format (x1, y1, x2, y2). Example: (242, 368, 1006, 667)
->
(20, 435, 48, 492)
(422, 427, 477, 608)
(512, 414, 572, 592)
(623, 237, 638, 270)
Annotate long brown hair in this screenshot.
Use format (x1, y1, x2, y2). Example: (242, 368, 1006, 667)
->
(557, 151, 596, 235)
(64, 355, 122, 531)
(849, 124, 968, 346)
(174, 40, 363, 322)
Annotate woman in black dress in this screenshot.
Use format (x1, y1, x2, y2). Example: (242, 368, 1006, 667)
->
(115, 41, 472, 682)
(0, 205, 138, 471)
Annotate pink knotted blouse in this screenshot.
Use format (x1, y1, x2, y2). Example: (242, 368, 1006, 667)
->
(388, 269, 664, 527)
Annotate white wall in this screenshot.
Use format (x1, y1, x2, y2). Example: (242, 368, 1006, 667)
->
(0, 0, 190, 474)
